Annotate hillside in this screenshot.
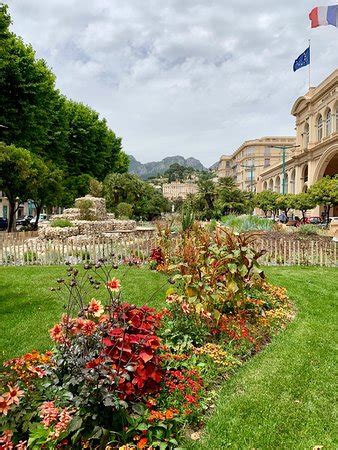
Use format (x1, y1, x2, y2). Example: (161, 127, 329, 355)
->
(128, 155, 207, 179)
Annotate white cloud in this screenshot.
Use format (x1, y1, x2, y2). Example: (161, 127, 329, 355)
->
(5, 0, 338, 166)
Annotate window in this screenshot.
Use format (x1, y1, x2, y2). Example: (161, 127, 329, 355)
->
(317, 115, 323, 141)
(264, 146, 271, 157)
(264, 158, 270, 167)
(326, 110, 332, 136)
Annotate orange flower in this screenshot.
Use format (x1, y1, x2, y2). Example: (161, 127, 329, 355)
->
(88, 298, 104, 317)
(81, 320, 97, 336)
(49, 323, 64, 343)
(0, 395, 11, 415)
(106, 278, 121, 292)
(6, 385, 24, 405)
(136, 437, 148, 449)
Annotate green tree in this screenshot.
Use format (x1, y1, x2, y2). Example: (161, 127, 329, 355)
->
(293, 193, 316, 221)
(0, 143, 34, 231)
(254, 190, 279, 217)
(0, 5, 64, 158)
(276, 194, 296, 218)
(308, 176, 338, 222)
(116, 202, 133, 219)
(29, 159, 64, 229)
(197, 178, 216, 218)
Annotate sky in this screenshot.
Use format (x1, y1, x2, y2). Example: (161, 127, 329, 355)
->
(5, 0, 338, 166)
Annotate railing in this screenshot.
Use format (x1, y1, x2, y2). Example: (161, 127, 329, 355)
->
(0, 235, 156, 266)
(252, 237, 337, 267)
(0, 233, 336, 267)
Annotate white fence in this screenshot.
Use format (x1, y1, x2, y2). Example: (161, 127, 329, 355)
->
(0, 233, 336, 267)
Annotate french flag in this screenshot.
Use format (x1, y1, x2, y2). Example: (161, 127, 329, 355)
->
(309, 5, 338, 28)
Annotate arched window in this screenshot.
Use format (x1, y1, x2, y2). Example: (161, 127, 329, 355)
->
(326, 109, 332, 136)
(269, 179, 274, 191)
(284, 173, 289, 194)
(317, 115, 323, 141)
(263, 181, 268, 191)
(304, 122, 309, 147)
(275, 176, 281, 193)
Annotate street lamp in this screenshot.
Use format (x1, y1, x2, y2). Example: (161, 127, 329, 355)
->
(268, 145, 300, 195)
(239, 163, 265, 193)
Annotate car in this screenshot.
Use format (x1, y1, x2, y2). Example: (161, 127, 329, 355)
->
(29, 214, 48, 225)
(16, 215, 34, 227)
(307, 216, 322, 225)
(0, 217, 8, 231)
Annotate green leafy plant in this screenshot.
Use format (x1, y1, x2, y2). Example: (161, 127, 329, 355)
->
(76, 199, 96, 221)
(221, 214, 274, 232)
(50, 219, 73, 228)
(296, 224, 319, 235)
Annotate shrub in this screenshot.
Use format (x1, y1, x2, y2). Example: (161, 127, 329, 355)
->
(296, 224, 319, 235)
(221, 214, 274, 232)
(50, 219, 73, 228)
(116, 202, 133, 219)
(76, 199, 96, 221)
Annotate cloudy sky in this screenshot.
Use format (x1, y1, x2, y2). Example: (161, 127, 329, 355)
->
(6, 1, 338, 166)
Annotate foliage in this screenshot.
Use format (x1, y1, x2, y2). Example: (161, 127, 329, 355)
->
(275, 194, 296, 217)
(88, 179, 103, 198)
(163, 163, 198, 182)
(221, 215, 275, 232)
(254, 190, 279, 216)
(181, 203, 195, 232)
(104, 173, 169, 221)
(76, 199, 95, 221)
(292, 193, 316, 220)
(50, 219, 73, 228)
(308, 176, 338, 221)
(296, 224, 319, 236)
(116, 202, 133, 219)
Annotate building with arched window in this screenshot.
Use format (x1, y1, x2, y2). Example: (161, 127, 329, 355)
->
(257, 69, 338, 216)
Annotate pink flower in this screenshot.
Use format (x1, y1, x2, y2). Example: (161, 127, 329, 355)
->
(6, 385, 24, 405)
(52, 407, 73, 439)
(181, 303, 190, 314)
(166, 294, 179, 304)
(0, 396, 11, 416)
(0, 430, 13, 449)
(106, 278, 121, 292)
(39, 401, 59, 427)
(88, 298, 104, 317)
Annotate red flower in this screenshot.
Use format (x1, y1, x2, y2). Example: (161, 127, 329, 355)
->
(81, 320, 97, 336)
(185, 394, 197, 403)
(87, 298, 104, 317)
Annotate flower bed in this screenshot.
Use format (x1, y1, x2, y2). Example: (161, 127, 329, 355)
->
(0, 225, 293, 449)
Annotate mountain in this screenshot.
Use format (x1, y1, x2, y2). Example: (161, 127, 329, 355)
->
(128, 155, 207, 179)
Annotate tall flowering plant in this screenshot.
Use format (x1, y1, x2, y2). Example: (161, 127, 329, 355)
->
(0, 261, 167, 449)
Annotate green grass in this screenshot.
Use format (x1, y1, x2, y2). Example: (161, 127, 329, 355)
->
(188, 266, 337, 449)
(0, 265, 168, 364)
(1, 265, 337, 448)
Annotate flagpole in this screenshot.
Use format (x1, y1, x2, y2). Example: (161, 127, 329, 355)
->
(308, 38, 311, 89)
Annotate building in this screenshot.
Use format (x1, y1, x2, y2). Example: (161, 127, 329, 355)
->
(257, 69, 338, 215)
(217, 136, 296, 192)
(0, 192, 35, 220)
(162, 181, 198, 200)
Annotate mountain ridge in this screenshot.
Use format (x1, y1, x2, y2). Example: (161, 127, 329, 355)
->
(128, 155, 208, 179)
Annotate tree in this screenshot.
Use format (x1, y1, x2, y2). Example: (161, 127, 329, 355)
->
(28, 159, 64, 229)
(0, 5, 64, 158)
(293, 193, 316, 221)
(116, 202, 133, 219)
(197, 178, 216, 218)
(276, 194, 296, 218)
(0, 143, 34, 231)
(103, 173, 169, 220)
(254, 190, 279, 217)
(308, 176, 338, 222)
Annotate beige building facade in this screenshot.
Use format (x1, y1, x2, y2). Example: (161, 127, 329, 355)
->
(162, 181, 198, 200)
(217, 136, 296, 192)
(257, 69, 338, 215)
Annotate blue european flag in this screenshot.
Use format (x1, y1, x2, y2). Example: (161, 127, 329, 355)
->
(293, 47, 310, 72)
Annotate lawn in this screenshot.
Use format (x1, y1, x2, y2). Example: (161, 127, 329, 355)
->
(0, 265, 168, 364)
(0, 265, 337, 448)
(188, 266, 337, 449)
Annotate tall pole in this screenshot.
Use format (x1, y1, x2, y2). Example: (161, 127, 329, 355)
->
(308, 39, 311, 90)
(250, 165, 254, 193)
